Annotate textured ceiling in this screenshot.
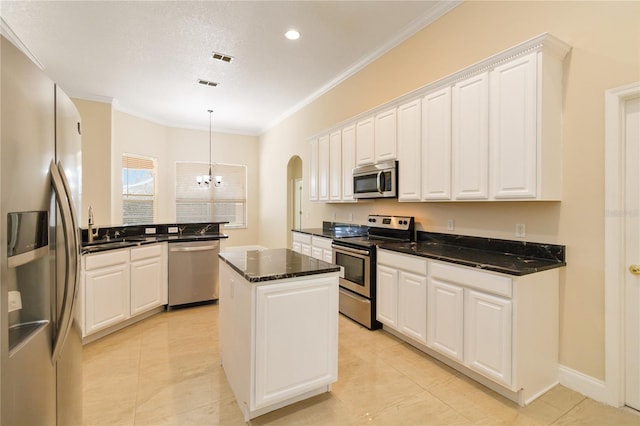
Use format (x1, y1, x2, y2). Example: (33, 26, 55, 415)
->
(0, 1, 459, 135)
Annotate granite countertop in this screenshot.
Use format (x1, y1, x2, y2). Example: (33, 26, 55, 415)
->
(82, 233, 228, 254)
(219, 248, 341, 283)
(294, 221, 368, 239)
(380, 232, 566, 276)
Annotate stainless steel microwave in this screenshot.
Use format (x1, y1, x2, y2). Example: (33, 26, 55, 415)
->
(352, 161, 397, 199)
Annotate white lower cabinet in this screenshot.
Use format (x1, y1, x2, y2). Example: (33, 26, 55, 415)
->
(81, 242, 168, 339)
(376, 264, 398, 327)
(311, 236, 334, 263)
(292, 231, 311, 257)
(465, 289, 512, 386)
(378, 253, 559, 405)
(427, 279, 464, 362)
(130, 244, 166, 316)
(219, 261, 339, 421)
(376, 249, 427, 344)
(84, 249, 130, 335)
(292, 232, 332, 263)
(425, 259, 558, 405)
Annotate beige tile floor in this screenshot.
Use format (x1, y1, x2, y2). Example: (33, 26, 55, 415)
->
(83, 304, 640, 425)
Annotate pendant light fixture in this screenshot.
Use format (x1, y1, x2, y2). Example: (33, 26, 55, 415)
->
(197, 109, 214, 185)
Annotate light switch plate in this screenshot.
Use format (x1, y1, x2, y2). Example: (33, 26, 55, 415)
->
(168, 226, 178, 233)
(515, 223, 526, 238)
(145, 227, 157, 235)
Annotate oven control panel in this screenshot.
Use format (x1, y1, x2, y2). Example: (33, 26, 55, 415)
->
(366, 215, 414, 230)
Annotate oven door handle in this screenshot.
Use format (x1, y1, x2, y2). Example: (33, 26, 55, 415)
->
(332, 244, 370, 256)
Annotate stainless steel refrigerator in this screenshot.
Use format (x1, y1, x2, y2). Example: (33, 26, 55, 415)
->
(1, 34, 83, 425)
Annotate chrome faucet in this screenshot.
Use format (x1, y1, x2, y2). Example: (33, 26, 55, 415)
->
(87, 206, 99, 243)
(199, 224, 213, 235)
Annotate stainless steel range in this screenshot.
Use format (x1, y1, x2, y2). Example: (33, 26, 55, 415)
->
(332, 215, 414, 329)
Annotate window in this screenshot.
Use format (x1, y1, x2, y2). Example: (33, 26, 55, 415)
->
(122, 154, 156, 224)
(175, 162, 247, 228)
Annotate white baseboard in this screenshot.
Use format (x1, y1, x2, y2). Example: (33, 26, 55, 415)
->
(558, 364, 613, 405)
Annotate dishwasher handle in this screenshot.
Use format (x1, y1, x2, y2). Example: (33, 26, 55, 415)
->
(169, 244, 218, 253)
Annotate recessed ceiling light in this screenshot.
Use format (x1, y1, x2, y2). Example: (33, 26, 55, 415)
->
(285, 29, 300, 40)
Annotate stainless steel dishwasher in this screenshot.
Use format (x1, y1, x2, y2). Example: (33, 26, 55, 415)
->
(168, 240, 220, 309)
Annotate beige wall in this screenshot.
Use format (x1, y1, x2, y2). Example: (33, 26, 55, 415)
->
(73, 98, 112, 227)
(75, 107, 260, 246)
(165, 127, 260, 248)
(258, 1, 640, 380)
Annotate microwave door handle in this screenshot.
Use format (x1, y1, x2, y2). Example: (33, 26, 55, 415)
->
(376, 171, 383, 194)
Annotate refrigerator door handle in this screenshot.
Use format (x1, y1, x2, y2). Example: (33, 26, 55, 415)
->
(49, 160, 81, 363)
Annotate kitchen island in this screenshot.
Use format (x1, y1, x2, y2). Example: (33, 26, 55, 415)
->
(218, 248, 341, 421)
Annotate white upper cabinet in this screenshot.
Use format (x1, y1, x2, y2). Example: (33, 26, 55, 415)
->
(318, 134, 330, 201)
(422, 87, 452, 200)
(341, 124, 356, 201)
(397, 99, 422, 201)
(309, 138, 318, 201)
(452, 72, 489, 200)
(490, 53, 537, 199)
(329, 130, 342, 201)
(309, 34, 569, 202)
(374, 107, 397, 163)
(356, 117, 375, 166)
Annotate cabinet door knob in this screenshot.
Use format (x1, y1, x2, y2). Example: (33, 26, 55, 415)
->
(630, 265, 640, 275)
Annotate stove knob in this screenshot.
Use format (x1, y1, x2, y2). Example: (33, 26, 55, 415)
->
(369, 218, 376, 223)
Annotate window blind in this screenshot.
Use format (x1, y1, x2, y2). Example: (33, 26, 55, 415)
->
(122, 154, 156, 225)
(175, 162, 247, 228)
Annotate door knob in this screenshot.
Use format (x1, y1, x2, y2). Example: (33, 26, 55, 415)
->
(630, 265, 640, 275)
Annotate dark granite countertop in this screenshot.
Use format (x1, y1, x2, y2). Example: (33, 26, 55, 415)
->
(293, 221, 368, 239)
(219, 248, 341, 283)
(81, 233, 228, 254)
(379, 232, 566, 276)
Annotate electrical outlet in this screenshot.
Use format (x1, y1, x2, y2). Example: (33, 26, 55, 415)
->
(168, 226, 178, 234)
(145, 227, 157, 235)
(515, 223, 526, 238)
(333, 212, 337, 220)
(447, 219, 455, 231)
(348, 213, 353, 222)
(8, 291, 22, 312)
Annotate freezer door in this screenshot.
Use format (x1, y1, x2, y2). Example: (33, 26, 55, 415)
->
(1, 35, 56, 425)
(54, 87, 83, 425)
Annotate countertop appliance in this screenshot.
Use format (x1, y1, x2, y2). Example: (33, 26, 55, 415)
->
(332, 215, 414, 329)
(1, 35, 83, 425)
(353, 161, 397, 199)
(168, 240, 220, 308)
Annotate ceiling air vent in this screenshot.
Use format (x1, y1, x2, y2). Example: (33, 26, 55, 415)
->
(197, 79, 219, 87)
(211, 51, 233, 63)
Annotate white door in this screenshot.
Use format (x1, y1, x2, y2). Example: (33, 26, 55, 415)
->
(294, 178, 303, 230)
(624, 95, 640, 411)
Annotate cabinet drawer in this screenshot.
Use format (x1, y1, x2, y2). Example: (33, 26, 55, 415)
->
(429, 261, 512, 298)
(378, 250, 427, 275)
(131, 243, 162, 261)
(293, 232, 311, 245)
(311, 236, 332, 250)
(85, 249, 129, 270)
